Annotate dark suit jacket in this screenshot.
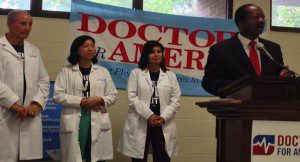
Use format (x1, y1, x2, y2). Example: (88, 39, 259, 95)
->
(202, 34, 284, 96)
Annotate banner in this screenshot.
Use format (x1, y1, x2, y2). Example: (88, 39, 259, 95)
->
(42, 81, 62, 160)
(68, 0, 239, 96)
(252, 120, 300, 162)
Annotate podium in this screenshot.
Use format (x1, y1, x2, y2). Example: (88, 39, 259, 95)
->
(196, 76, 300, 162)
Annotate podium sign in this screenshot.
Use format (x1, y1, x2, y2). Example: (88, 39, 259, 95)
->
(252, 120, 300, 162)
(197, 76, 300, 162)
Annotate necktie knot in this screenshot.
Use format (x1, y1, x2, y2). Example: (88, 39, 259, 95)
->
(249, 40, 256, 48)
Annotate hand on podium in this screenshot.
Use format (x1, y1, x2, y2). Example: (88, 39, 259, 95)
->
(279, 65, 293, 77)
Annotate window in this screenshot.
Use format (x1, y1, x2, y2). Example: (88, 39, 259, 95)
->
(143, 0, 227, 18)
(0, 0, 233, 19)
(42, 0, 72, 12)
(0, 0, 30, 10)
(42, 0, 132, 12)
(271, 0, 300, 32)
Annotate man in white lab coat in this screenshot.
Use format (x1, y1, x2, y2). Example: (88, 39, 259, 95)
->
(0, 10, 50, 161)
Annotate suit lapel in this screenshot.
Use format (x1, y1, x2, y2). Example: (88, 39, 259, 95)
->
(231, 35, 257, 75)
(258, 38, 272, 75)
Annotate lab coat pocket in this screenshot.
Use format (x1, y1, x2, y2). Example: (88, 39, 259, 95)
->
(171, 122, 178, 140)
(162, 85, 172, 93)
(124, 111, 139, 138)
(100, 112, 111, 130)
(0, 108, 10, 124)
(60, 114, 75, 133)
(93, 78, 106, 94)
(159, 85, 172, 102)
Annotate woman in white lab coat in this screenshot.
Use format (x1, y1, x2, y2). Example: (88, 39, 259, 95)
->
(118, 40, 181, 162)
(54, 35, 117, 162)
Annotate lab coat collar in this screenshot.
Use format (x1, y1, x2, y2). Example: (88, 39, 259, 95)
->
(141, 68, 167, 86)
(0, 35, 23, 58)
(72, 63, 99, 71)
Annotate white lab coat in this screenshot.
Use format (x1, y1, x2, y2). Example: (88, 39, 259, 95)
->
(117, 68, 181, 159)
(0, 36, 50, 161)
(53, 64, 117, 162)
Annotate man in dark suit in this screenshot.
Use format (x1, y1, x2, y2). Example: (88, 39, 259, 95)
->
(203, 5, 292, 162)
(202, 4, 290, 97)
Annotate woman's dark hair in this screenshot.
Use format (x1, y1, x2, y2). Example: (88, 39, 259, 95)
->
(67, 35, 98, 65)
(138, 40, 167, 71)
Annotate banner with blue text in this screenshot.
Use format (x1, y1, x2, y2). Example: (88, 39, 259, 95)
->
(42, 82, 62, 160)
(68, 0, 238, 96)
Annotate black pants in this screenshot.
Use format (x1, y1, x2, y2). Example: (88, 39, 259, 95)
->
(132, 125, 170, 162)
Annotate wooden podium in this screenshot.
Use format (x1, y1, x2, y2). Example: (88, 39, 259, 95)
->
(196, 76, 300, 162)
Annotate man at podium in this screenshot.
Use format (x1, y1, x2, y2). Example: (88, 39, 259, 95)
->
(202, 4, 291, 97)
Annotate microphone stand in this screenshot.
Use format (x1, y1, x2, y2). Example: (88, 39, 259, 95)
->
(257, 44, 300, 100)
(257, 44, 299, 81)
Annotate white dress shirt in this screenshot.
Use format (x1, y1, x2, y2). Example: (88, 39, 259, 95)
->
(238, 33, 262, 69)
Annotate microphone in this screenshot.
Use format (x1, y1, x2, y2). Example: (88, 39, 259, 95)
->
(255, 43, 275, 62)
(255, 43, 300, 77)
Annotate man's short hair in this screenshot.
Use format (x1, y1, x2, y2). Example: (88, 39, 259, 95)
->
(234, 4, 258, 26)
(7, 10, 31, 24)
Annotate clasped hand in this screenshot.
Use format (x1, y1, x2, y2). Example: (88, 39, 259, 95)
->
(80, 97, 104, 112)
(148, 115, 165, 127)
(11, 102, 42, 120)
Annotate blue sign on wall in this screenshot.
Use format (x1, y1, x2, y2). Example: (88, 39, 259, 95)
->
(41, 81, 62, 160)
